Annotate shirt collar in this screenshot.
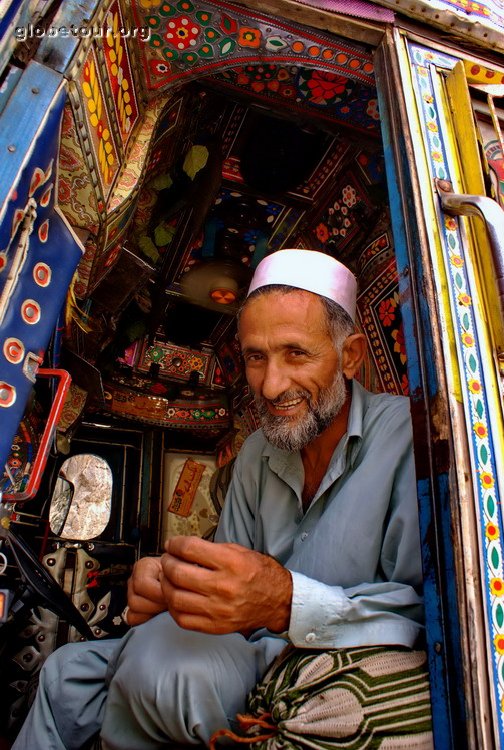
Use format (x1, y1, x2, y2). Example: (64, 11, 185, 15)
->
(346, 379, 366, 468)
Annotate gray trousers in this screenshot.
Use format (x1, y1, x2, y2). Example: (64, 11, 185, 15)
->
(12, 612, 286, 750)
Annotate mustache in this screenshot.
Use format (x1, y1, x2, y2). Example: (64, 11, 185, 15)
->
(259, 389, 311, 408)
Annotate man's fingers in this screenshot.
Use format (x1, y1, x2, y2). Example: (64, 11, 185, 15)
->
(160, 576, 210, 614)
(159, 578, 236, 634)
(128, 591, 166, 614)
(160, 552, 215, 594)
(164, 535, 244, 570)
(164, 535, 220, 567)
(129, 570, 164, 604)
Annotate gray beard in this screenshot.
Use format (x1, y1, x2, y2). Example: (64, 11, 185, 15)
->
(254, 369, 348, 452)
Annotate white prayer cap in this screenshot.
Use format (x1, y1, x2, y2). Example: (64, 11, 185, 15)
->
(247, 249, 357, 321)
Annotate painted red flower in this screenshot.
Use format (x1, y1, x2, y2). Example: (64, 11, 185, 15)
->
(165, 15, 201, 50)
(378, 298, 396, 326)
(149, 59, 171, 77)
(315, 223, 330, 243)
(306, 71, 347, 103)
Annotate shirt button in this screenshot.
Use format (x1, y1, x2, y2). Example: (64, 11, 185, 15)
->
(300, 532, 308, 541)
(305, 632, 316, 643)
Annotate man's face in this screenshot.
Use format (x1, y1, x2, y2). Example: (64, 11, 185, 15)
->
(238, 290, 348, 451)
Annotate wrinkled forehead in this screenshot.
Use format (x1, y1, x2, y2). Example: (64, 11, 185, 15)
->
(239, 285, 324, 320)
(238, 287, 329, 343)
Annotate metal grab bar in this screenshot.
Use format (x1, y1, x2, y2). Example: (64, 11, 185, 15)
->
(435, 178, 504, 323)
(2, 369, 71, 503)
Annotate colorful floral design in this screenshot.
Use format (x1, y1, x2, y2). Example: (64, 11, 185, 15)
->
(494, 634, 504, 655)
(378, 298, 396, 327)
(366, 99, 379, 120)
(303, 70, 348, 104)
(149, 59, 171, 76)
(468, 379, 482, 394)
(188, 356, 204, 370)
(315, 223, 330, 243)
(450, 254, 464, 267)
(480, 471, 495, 490)
(342, 185, 357, 207)
(165, 15, 201, 49)
(237, 27, 261, 48)
(392, 324, 407, 364)
(487, 523, 499, 540)
(491, 578, 504, 596)
(474, 422, 488, 438)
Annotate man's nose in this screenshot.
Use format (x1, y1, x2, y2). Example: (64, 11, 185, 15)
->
(261, 360, 290, 401)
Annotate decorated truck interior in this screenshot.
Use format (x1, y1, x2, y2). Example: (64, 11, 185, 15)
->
(1, 0, 504, 747)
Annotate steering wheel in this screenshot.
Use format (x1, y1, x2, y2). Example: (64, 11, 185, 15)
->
(6, 528, 95, 639)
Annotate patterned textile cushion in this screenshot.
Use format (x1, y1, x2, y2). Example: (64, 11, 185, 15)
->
(211, 645, 433, 749)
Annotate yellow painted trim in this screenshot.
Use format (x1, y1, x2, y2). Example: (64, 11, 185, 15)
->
(443, 62, 504, 351)
(436, 65, 504, 499)
(464, 59, 504, 85)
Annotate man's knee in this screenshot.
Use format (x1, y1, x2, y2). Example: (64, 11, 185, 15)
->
(38, 642, 79, 693)
(109, 617, 214, 704)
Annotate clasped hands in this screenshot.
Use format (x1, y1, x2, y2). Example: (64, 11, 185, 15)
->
(126, 536, 293, 636)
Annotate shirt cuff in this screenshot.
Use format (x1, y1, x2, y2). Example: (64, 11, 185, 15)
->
(288, 571, 350, 647)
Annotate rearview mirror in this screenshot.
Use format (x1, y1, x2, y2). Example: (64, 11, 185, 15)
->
(49, 454, 112, 540)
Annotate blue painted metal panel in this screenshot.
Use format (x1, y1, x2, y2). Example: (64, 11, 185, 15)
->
(0, 65, 23, 118)
(0, 0, 37, 77)
(34, 0, 103, 73)
(0, 60, 83, 474)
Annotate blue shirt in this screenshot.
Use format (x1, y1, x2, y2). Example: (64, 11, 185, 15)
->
(215, 379, 424, 649)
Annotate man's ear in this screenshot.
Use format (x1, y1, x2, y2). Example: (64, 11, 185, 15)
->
(341, 333, 367, 379)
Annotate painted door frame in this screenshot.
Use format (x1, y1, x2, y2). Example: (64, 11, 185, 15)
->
(376, 24, 504, 749)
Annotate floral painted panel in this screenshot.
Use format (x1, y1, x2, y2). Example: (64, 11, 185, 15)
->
(136, 338, 213, 383)
(58, 102, 101, 232)
(357, 233, 409, 396)
(131, 0, 374, 90)
(212, 65, 380, 133)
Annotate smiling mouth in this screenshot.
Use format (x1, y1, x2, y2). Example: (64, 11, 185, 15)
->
(270, 397, 304, 411)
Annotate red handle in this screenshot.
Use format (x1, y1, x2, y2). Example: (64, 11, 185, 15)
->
(3, 368, 71, 502)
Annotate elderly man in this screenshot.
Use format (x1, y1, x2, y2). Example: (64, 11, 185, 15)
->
(13, 249, 426, 750)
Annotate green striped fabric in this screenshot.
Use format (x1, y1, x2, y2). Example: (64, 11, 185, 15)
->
(236, 646, 433, 749)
